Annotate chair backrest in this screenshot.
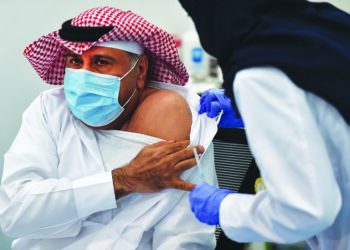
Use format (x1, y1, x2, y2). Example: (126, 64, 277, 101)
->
(213, 136, 252, 192)
(213, 127, 258, 193)
(213, 127, 260, 249)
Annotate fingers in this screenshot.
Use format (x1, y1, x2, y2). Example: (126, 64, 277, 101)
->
(199, 98, 207, 114)
(174, 158, 197, 173)
(148, 140, 176, 147)
(160, 140, 192, 158)
(172, 145, 205, 172)
(198, 106, 206, 114)
(152, 140, 190, 152)
(173, 145, 204, 162)
(207, 101, 221, 118)
(173, 179, 196, 191)
(212, 90, 230, 112)
(129, 141, 204, 194)
(180, 145, 205, 160)
(193, 145, 205, 154)
(141, 140, 190, 159)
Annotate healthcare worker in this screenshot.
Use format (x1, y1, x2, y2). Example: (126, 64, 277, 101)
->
(177, 0, 350, 249)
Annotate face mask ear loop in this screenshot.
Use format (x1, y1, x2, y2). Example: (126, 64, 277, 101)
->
(119, 56, 140, 108)
(120, 56, 140, 80)
(122, 87, 137, 108)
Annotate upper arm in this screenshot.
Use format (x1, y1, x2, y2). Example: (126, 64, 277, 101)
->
(126, 90, 192, 141)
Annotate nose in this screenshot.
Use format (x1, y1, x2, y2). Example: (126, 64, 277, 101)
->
(81, 61, 93, 71)
(80, 53, 94, 71)
(82, 65, 92, 71)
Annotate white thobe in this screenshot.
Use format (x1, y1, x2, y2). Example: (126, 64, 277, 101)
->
(220, 67, 350, 250)
(0, 81, 218, 250)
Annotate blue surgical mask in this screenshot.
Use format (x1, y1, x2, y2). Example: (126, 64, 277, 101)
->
(64, 59, 139, 127)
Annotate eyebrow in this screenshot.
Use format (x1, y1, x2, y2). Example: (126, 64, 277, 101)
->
(66, 52, 81, 58)
(65, 52, 117, 63)
(92, 55, 117, 63)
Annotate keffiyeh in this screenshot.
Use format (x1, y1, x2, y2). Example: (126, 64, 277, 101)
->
(23, 6, 188, 86)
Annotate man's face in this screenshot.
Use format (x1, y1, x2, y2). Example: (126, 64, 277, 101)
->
(65, 46, 145, 130)
(65, 46, 137, 107)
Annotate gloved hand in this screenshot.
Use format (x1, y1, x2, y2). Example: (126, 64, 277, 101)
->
(189, 182, 234, 225)
(199, 88, 244, 128)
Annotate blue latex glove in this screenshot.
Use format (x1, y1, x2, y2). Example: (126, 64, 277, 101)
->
(199, 88, 244, 128)
(189, 182, 235, 225)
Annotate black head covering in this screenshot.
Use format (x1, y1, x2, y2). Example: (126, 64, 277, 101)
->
(179, 0, 350, 124)
(59, 19, 114, 42)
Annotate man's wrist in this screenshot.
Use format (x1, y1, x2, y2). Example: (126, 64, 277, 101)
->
(112, 168, 133, 199)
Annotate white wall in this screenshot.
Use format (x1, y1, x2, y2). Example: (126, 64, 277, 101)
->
(0, 0, 349, 249)
(310, 0, 350, 11)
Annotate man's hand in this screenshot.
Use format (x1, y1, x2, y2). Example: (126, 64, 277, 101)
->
(112, 140, 204, 199)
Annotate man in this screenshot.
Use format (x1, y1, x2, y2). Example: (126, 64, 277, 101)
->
(177, 0, 350, 249)
(0, 6, 218, 249)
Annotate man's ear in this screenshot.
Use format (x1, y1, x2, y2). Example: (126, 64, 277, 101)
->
(136, 54, 148, 89)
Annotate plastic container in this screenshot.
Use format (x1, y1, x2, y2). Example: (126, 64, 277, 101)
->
(181, 29, 210, 82)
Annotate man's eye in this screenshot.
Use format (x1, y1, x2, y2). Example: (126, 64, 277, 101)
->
(95, 60, 110, 66)
(68, 58, 82, 65)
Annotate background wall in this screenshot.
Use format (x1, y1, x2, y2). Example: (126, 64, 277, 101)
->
(0, 0, 349, 249)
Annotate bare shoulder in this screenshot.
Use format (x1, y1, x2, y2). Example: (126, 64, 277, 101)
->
(125, 89, 192, 141)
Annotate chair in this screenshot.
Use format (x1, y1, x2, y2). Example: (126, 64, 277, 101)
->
(213, 127, 261, 250)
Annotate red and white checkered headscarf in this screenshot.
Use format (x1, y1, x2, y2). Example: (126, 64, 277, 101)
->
(23, 6, 189, 86)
